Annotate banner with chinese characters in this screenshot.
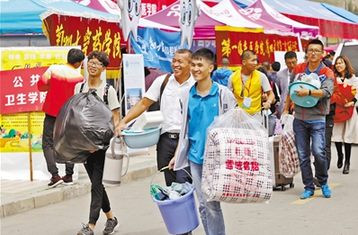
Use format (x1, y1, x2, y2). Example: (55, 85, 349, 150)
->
(130, 27, 182, 72)
(215, 26, 300, 68)
(0, 46, 79, 71)
(140, 1, 170, 17)
(43, 14, 122, 78)
(0, 67, 48, 114)
(0, 46, 75, 154)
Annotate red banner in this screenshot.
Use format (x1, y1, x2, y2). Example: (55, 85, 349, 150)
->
(43, 14, 122, 77)
(283, 13, 358, 40)
(215, 26, 300, 67)
(0, 67, 48, 114)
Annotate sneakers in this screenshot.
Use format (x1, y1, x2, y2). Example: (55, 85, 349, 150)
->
(48, 175, 63, 188)
(62, 175, 74, 185)
(300, 190, 314, 199)
(321, 184, 332, 198)
(103, 217, 118, 235)
(77, 223, 94, 235)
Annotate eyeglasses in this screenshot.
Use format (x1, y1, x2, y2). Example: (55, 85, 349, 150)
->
(88, 61, 103, 67)
(307, 49, 322, 54)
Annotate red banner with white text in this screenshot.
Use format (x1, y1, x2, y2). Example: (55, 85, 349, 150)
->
(215, 26, 300, 67)
(0, 67, 48, 114)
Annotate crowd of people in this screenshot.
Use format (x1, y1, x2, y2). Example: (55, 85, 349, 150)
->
(38, 38, 357, 235)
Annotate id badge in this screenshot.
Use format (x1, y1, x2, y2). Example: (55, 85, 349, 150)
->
(243, 97, 252, 108)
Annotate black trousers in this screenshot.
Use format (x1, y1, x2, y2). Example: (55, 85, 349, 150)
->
(84, 150, 111, 225)
(42, 114, 74, 177)
(325, 114, 334, 170)
(156, 133, 192, 186)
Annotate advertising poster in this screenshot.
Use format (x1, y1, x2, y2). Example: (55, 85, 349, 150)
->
(0, 46, 80, 180)
(0, 46, 80, 153)
(122, 54, 145, 114)
(122, 54, 148, 154)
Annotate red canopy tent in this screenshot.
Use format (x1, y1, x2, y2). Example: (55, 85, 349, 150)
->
(72, 0, 120, 15)
(144, 0, 263, 39)
(239, 0, 319, 38)
(251, 0, 358, 39)
(211, 0, 293, 35)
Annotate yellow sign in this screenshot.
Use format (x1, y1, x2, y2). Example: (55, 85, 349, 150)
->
(0, 112, 44, 152)
(0, 46, 77, 152)
(0, 46, 80, 70)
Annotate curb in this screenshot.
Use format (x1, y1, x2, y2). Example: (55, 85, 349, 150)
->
(1, 164, 157, 218)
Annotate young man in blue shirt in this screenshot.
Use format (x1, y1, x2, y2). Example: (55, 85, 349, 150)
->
(169, 48, 237, 235)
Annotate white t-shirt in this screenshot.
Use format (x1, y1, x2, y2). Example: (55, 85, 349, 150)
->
(145, 74, 195, 134)
(74, 80, 120, 111)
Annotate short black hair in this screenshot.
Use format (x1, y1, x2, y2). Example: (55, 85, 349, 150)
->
(284, 51, 297, 60)
(176, 48, 193, 57)
(67, 48, 85, 65)
(308, 39, 324, 51)
(242, 50, 256, 62)
(257, 66, 268, 77)
(191, 48, 215, 64)
(271, 61, 281, 72)
(262, 60, 270, 71)
(87, 50, 110, 67)
(222, 56, 230, 66)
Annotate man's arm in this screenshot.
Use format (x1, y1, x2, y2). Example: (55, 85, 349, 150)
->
(263, 90, 275, 110)
(112, 109, 121, 136)
(282, 94, 292, 116)
(118, 97, 154, 132)
(37, 68, 51, 91)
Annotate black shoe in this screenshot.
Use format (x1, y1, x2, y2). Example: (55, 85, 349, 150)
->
(337, 155, 344, 169)
(343, 164, 350, 174)
(103, 217, 118, 235)
(62, 175, 74, 185)
(77, 223, 94, 235)
(48, 175, 63, 188)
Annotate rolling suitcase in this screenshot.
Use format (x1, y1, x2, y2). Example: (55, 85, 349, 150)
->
(265, 113, 294, 191)
(271, 135, 294, 191)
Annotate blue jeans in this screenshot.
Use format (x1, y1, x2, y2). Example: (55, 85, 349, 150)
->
(190, 161, 225, 235)
(293, 119, 328, 192)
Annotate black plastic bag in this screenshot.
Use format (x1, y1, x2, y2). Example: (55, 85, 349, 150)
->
(53, 88, 114, 163)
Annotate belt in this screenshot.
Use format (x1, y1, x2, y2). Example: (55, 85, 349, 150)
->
(163, 132, 179, 139)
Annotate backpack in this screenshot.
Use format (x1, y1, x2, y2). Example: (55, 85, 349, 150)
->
(80, 82, 110, 105)
(148, 73, 171, 111)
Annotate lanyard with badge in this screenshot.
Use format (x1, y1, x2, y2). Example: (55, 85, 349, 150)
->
(241, 72, 253, 109)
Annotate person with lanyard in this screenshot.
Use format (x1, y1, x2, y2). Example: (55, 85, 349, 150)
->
(282, 39, 334, 199)
(227, 50, 274, 123)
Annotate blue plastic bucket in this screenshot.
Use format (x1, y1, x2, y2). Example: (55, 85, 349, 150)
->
(153, 184, 199, 234)
(289, 81, 319, 108)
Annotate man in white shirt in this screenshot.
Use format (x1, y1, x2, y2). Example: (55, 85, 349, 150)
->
(276, 51, 297, 119)
(118, 49, 195, 186)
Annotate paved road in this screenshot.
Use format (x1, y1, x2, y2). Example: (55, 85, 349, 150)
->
(1, 146, 358, 235)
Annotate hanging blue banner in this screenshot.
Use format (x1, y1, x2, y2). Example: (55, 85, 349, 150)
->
(130, 28, 184, 72)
